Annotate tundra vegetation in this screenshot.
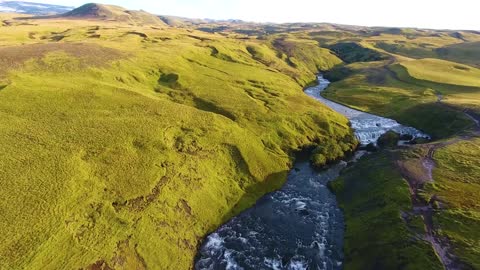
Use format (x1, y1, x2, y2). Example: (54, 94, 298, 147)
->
(0, 3, 479, 270)
(0, 4, 355, 270)
(322, 26, 480, 269)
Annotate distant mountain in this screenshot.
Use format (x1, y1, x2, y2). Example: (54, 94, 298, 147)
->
(158, 15, 208, 27)
(0, 1, 73, 15)
(158, 16, 247, 27)
(57, 3, 166, 25)
(1, 1, 245, 27)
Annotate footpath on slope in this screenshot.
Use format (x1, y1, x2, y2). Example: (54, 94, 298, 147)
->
(397, 96, 480, 270)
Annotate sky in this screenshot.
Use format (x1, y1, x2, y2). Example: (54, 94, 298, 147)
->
(18, 0, 480, 30)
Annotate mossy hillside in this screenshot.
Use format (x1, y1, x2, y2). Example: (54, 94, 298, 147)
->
(361, 29, 464, 53)
(424, 138, 480, 268)
(320, 28, 480, 133)
(391, 63, 480, 117)
(363, 32, 480, 116)
(320, 28, 480, 269)
(323, 61, 475, 139)
(400, 58, 480, 88)
(331, 142, 480, 269)
(389, 64, 480, 124)
(369, 33, 460, 60)
(0, 20, 356, 270)
(436, 41, 480, 68)
(369, 32, 480, 68)
(271, 37, 342, 83)
(240, 36, 343, 86)
(375, 41, 439, 59)
(328, 42, 386, 63)
(330, 152, 443, 270)
(330, 139, 480, 269)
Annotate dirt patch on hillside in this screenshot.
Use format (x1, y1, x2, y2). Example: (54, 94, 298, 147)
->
(0, 42, 124, 76)
(85, 239, 147, 270)
(397, 142, 468, 270)
(397, 157, 432, 191)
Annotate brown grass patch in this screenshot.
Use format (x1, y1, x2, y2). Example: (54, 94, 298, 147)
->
(0, 42, 123, 76)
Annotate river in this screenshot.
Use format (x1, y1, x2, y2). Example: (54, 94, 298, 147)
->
(194, 75, 428, 270)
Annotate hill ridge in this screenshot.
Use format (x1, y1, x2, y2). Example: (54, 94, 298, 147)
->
(29, 2, 166, 26)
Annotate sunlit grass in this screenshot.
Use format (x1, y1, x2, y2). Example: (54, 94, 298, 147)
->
(400, 58, 480, 88)
(0, 17, 355, 270)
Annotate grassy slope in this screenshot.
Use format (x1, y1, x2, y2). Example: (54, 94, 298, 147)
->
(322, 33, 480, 139)
(331, 136, 480, 270)
(333, 140, 480, 269)
(426, 138, 480, 268)
(400, 58, 480, 88)
(371, 31, 480, 67)
(324, 60, 474, 139)
(322, 29, 480, 269)
(391, 63, 480, 116)
(330, 152, 443, 270)
(437, 41, 480, 68)
(0, 18, 355, 269)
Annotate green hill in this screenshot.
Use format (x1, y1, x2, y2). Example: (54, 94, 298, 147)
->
(400, 58, 480, 88)
(60, 3, 166, 25)
(437, 41, 480, 67)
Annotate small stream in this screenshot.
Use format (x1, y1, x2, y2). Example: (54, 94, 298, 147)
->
(195, 75, 428, 270)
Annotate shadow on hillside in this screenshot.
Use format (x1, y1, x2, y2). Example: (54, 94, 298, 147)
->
(193, 97, 237, 121)
(393, 102, 475, 139)
(225, 170, 289, 220)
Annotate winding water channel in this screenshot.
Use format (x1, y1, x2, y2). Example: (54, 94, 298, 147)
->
(195, 75, 428, 270)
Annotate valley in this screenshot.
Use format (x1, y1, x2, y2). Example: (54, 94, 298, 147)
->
(0, 2, 479, 270)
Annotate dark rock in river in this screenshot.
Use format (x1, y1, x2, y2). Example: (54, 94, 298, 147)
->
(298, 209, 310, 216)
(363, 143, 378, 152)
(377, 130, 401, 148)
(400, 134, 414, 141)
